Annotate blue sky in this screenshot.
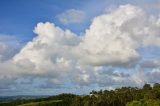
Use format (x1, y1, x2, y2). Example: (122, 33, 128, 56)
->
(0, 0, 160, 96)
(0, 0, 107, 41)
(0, 0, 139, 41)
(1, 0, 159, 41)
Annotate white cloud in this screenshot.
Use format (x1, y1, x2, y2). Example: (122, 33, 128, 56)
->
(56, 9, 85, 25)
(13, 22, 81, 77)
(74, 4, 160, 67)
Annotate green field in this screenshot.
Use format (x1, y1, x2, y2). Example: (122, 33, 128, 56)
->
(18, 100, 62, 106)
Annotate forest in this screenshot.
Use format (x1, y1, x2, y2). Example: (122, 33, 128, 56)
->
(0, 83, 160, 106)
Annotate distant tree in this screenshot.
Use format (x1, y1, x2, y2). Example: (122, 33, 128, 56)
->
(153, 83, 160, 99)
(90, 90, 97, 95)
(71, 96, 83, 106)
(153, 83, 160, 91)
(143, 83, 152, 91)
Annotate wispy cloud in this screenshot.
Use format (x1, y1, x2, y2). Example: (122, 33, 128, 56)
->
(56, 9, 85, 25)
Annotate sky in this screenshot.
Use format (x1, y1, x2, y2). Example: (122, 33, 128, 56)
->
(0, 0, 160, 96)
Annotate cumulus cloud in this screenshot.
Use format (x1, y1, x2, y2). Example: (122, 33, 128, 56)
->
(1, 4, 160, 95)
(13, 22, 81, 76)
(74, 4, 160, 67)
(56, 9, 85, 25)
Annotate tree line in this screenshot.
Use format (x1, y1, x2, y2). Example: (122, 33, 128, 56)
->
(0, 83, 160, 106)
(71, 83, 160, 106)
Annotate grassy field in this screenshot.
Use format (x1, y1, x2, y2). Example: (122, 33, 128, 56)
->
(18, 100, 62, 106)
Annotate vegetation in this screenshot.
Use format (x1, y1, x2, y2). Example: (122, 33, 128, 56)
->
(126, 99, 160, 106)
(1, 83, 160, 106)
(0, 94, 76, 106)
(18, 100, 62, 106)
